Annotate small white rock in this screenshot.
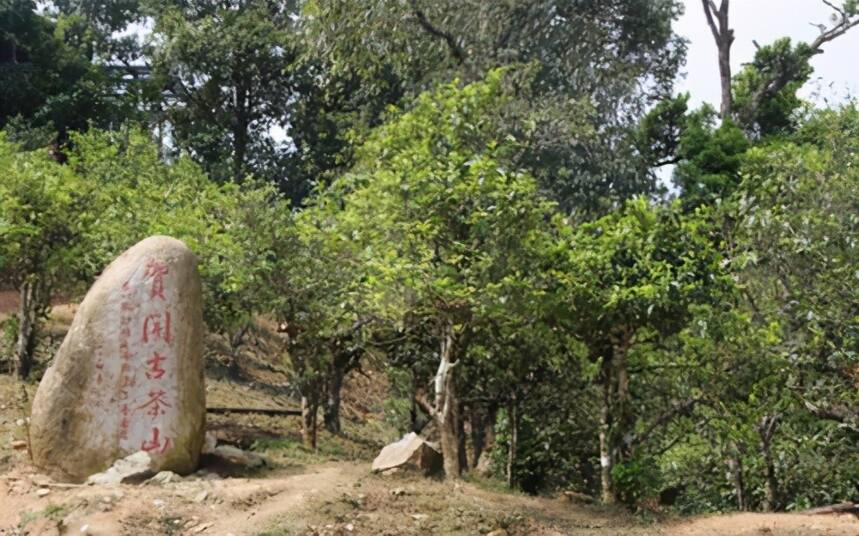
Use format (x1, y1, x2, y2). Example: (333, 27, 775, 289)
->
(36, 488, 50, 497)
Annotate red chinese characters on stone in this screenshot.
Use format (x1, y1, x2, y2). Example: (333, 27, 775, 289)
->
(117, 364, 135, 399)
(119, 404, 131, 440)
(142, 311, 173, 344)
(144, 259, 169, 301)
(141, 427, 172, 453)
(114, 259, 176, 454)
(138, 389, 171, 418)
(145, 352, 167, 380)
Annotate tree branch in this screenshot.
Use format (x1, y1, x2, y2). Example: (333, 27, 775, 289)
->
(702, 0, 721, 42)
(627, 396, 701, 450)
(804, 400, 859, 434)
(415, 392, 439, 419)
(409, 0, 465, 65)
(744, 2, 859, 121)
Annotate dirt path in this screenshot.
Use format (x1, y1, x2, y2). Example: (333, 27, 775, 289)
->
(0, 462, 366, 536)
(2, 459, 858, 536)
(664, 511, 859, 536)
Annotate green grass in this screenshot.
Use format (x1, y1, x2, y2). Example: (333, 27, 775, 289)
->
(18, 503, 68, 531)
(251, 417, 396, 468)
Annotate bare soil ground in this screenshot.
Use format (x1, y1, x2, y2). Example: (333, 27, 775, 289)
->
(0, 306, 857, 536)
(0, 291, 17, 317)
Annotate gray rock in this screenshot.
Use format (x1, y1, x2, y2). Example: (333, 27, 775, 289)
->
(86, 451, 155, 485)
(202, 431, 217, 454)
(146, 470, 182, 485)
(207, 445, 266, 468)
(30, 236, 206, 482)
(372, 433, 443, 476)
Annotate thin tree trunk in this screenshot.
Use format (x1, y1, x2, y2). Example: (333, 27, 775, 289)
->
(457, 402, 468, 473)
(702, 0, 735, 119)
(716, 26, 733, 119)
(762, 446, 777, 511)
(614, 342, 632, 462)
(227, 324, 249, 378)
(435, 322, 462, 479)
(600, 332, 633, 504)
(301, 392, 318, 450)
(599, 356, 615, 503)
(470, 406, 485, 469)
(323, 362, 345, 434)
(506, 398, 518, 488)
(726, 446, 747, 511)
(758, 415, 780, 511)
(484, 403, 497, 448)
(410, 372, 421, 433)
(15, 281, 39, 380)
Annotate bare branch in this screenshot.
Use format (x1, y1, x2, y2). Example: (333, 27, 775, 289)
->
(744, 10, 859, 120)
(821, 0, 846, 18)
(701, 1, 734, 118)
(809, 15, 859, 50)
(701, 0, 721, 41)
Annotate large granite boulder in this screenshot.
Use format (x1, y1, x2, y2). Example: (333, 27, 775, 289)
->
(30, 236, 205, 482)
(372, 432, 443, 476)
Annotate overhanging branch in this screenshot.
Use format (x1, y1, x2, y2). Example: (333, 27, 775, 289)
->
(409, 0, 465, 65)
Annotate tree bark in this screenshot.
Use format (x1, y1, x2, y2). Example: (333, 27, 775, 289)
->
(301, 392, 318, 450)
(726, 442, 747, 511)
(470, 405, 485, 469)
(227, 324, 249, 378)
(435, 322, 462, 479)
(15, 280, 40, 380)
(758, 415, 780, 511)
(597, 330, 632, 505)
(410, 372, 422, 433)
(506, 398, 518, 488)
(702, 0, 735, 119)
(323, 361, 345, 434)
(599, 358, 615, 504)
(484, 403, 497, 449)
(457, 402, 468, 473)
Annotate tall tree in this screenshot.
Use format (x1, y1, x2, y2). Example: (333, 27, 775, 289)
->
(553, 199, 731, 502)
(0, 0, 130, 144)
(146, 0, 298, 183)
(297, 0, 687, 214)
(0, 134, 97, 378)
(304, 73, 556, 477)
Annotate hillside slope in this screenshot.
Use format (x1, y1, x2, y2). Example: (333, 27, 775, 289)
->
(0, 306, 857, 535)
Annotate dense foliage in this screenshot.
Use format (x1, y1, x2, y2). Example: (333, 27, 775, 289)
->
(1, 0, 857, 515)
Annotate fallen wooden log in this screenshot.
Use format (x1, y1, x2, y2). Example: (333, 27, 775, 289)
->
(206, 406, 301, 416)
(802, 502, 859, 516)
